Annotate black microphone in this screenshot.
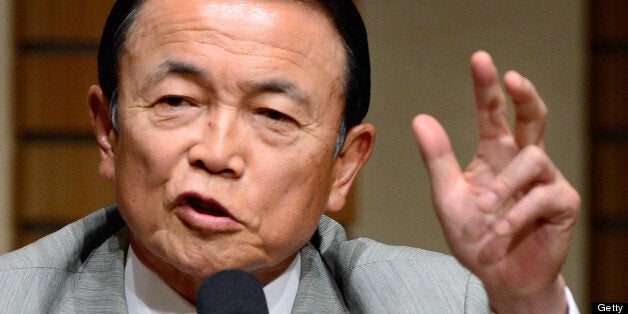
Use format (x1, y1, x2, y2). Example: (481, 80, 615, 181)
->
(196, 269, 269, 314)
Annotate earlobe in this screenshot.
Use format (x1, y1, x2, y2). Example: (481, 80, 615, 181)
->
(88, 85, 116, 182)
(327, 123, 375, 212)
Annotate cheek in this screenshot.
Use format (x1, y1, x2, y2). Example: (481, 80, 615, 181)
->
(112, 126, 198, 230)
(257, 147, 332, 198)
(116, 127, 192, 187)
(252, 149, 334, 240)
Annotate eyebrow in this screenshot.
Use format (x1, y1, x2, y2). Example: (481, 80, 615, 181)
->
(143, 59, 310, 107)
(243, 79, 310, 106)
(142, 59, 211, 91)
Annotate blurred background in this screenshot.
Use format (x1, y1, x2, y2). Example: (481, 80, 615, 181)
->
(1, 0, 626, 307)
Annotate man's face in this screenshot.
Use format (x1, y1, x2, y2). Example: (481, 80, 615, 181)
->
(102, 0, 350, 283)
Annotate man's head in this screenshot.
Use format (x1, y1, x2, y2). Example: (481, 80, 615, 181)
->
(88, 0, 375, 302)
(97, 0, 371, 153)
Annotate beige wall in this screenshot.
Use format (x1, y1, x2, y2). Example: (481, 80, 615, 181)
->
(351, 0, 588, 306)
(0, 0, 15, 253)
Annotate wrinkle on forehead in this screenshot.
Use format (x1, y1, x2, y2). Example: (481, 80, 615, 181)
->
(191, 32, 308, 70)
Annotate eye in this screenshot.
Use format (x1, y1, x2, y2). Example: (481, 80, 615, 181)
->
(159, 96, 192, 107)
(152, 96, 199, 115)
(256, 108, 298, 124)
(260, 109, 288, 121)
(150, 95, 203, 125)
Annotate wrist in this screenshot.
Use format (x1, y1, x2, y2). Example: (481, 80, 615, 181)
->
(488, 275, 568, 314)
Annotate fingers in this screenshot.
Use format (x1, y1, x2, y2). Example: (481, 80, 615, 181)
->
(478, 146, 554, 213)
(472, 51, 548, 148)
(495, 182, 580, 237)
(477, 145, 580, 236)
(471, 51, 511, 140)
(412, 114, 462, 202)
(504, 71, 548, 148)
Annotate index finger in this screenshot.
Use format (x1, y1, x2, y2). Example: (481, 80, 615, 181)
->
(471, 51, 511, 140)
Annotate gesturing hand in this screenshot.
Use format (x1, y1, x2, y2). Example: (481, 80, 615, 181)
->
(413, 51, 580, 313)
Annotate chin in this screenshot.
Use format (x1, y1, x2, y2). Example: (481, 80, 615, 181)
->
(165, 241, 265, 276)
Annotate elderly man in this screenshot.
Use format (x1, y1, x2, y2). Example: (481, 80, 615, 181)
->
(0, 0, 580, 313)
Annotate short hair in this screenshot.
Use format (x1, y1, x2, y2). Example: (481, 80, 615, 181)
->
(98, 0, 370, 152)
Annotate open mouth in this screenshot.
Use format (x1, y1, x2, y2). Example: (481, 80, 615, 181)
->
(174, 193, 239, 231)
(187, 197, 229, 217)
(178, 194, 231, 218)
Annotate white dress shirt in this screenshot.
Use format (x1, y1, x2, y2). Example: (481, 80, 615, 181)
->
(124, 246, 300, 314)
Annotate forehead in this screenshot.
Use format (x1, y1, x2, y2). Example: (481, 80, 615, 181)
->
(124, 0, 346, 72)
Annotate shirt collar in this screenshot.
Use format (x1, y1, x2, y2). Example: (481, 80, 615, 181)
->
(124, 246, 301, 313)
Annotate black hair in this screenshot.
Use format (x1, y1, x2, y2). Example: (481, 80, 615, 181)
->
(97, 0, 146, 129)
(97, 0, 370, 151)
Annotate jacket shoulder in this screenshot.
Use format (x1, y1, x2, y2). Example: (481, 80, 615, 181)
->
(0, 205, 128, 312)
(313, 215, 489, 313)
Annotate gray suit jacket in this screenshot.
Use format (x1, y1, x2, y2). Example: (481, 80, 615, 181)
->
(0, 205, 489, 313)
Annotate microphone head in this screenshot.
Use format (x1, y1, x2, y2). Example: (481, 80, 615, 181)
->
(196, 269, 269, 314)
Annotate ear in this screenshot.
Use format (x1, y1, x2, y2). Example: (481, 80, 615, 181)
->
(88, 85, 117, 182)
(327, 123, 375, 212)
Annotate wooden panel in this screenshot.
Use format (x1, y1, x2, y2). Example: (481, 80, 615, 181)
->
(592, 143, 628, 217)
(16, 52, 98, 134)
(17, 141, 115, 223)
(16, 0, 116, 43)
(590, 0, 628, 304)
(591, 55, 628, 129)
(591, 0, 628, 41)
(591, 229, 628, 301)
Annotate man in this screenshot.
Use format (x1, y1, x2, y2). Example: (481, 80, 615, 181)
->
(0, 0, 580, 313)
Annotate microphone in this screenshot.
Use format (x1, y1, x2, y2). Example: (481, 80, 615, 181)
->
(196, 269, 269, 314)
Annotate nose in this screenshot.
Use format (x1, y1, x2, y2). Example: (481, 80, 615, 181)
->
(188, 110, 245, 178)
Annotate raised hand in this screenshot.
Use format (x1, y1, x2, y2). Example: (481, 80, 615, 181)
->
(413, 51, 580, 313)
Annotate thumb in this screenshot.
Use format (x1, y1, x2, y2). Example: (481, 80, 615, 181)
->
(412, 114, 462, 202)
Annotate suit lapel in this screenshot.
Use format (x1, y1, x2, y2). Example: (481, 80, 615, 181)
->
(292, 242, 349, 313)
(59, 207, 130, 313)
